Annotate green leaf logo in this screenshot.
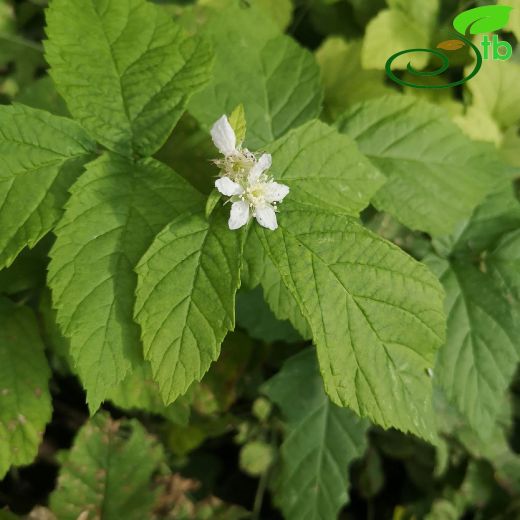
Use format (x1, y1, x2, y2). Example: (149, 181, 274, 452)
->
(453, 5, 513, 35)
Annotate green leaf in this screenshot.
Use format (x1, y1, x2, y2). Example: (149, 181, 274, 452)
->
(15, 76, 68, 116)
(263, 349, 369, 519)
(266, 119, 385, 217)
(188, 1, 322, 148)
(242, 229, 311, 340)
(336, 95, 500, 236)
(50, 413, 165, 520)
(362, 0, 439, 70)
(487, 229, 520, 304)
(236, 287, 302, 343)
(258, 208, 446, 439)
(240, 119, 383, 342)
(45, 0, 213, 157)
(433, 183, 520, 257)
(453, 5, 513, 35)
(0, 298, 52, 478)
(134, 208, 244, 405)
(466, 56, 520, 129)
(316, 38, 391, 121)
(48, 153, 202, 411)
(256, 0, 293, 30)
(228, 104, 247, 146)
(0, 104, 95, 269)
(108, 364, 191, 426)
(427, 254, 520, 436)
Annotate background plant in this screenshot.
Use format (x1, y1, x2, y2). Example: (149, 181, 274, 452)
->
(0, 0, 519, 518)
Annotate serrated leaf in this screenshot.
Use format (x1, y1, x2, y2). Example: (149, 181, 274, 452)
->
(0, 104, 95, 269)
(134, 208, 244, 405)
(337, 95, 500, 236)
(48, 153, 202, 411)
(427, 254, 520, 437)
(0, 298, 52, 478)
(188, 1, 322, 148)
(453, 5, 513, 35)
(242, 229, 311, 340)
(45, 0, 213, 157)
(263, 349, 369, 520)
(50, 413, 164, 520)
(266, 119, 385, 217)
(258, 208, 446, 439)
(240, 119, 384, 341)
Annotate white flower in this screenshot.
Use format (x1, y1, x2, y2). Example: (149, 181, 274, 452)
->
(211, 115, 254, 181)
(215, 152, 289, 231)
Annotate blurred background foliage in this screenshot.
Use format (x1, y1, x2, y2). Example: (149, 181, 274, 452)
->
(1, 0, 520, 519)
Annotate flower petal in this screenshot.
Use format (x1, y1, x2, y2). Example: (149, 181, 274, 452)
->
(229, 201, 250, 230)
(249, 153, 272, 183)
(211, 115, 237, 156)
(255, 204, 278, 230)
(215, 177, 244, 196)
(264, 181, 290, 203)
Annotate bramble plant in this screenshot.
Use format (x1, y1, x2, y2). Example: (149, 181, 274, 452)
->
(0, 0, 519, 518)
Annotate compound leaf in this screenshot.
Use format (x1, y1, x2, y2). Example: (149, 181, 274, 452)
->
(45, 0, 213, 157)
(48, 153, 202, 411)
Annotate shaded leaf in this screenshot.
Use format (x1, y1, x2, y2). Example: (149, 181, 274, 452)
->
(0, 298, 52, 478)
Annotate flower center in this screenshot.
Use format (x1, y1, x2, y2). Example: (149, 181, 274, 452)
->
(247, 183, 266, 205)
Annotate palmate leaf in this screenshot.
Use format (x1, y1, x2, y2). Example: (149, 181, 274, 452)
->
(134, 208, 244, 405)
(50, 413, 164, 520)
(0, 104, 95, 269)
(45, 0, 213, 157)
(48, 153, 202, 411)
(257, 207, 446, 440)
(188, 0, 322, 149)
(0, 298, 52, 478)
(263, 349, 369, 520)
(337, 95, 501, 237)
